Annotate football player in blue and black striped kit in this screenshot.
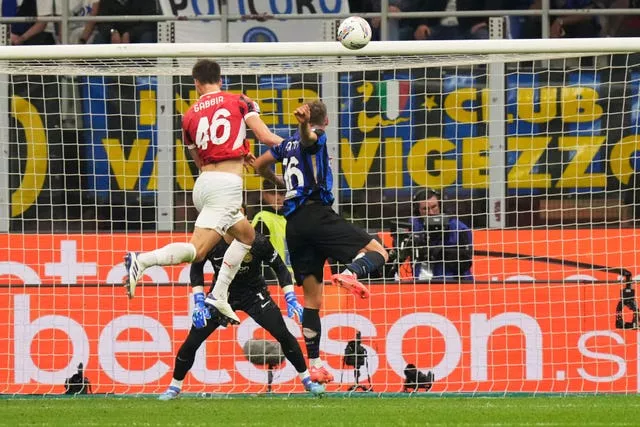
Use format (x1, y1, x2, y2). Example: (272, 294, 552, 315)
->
(254, 100, 388, 384)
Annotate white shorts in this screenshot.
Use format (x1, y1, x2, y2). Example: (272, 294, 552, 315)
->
(192, 171, 244, 234)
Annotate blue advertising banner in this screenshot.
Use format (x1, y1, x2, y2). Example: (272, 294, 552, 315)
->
(8, 67, 640, 230)
(76, 69, 639, 203)
(336, 69, 632, 199)
(81, 76, 158, 199)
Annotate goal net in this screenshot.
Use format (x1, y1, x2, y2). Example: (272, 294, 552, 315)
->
(1, 39, 640, 395)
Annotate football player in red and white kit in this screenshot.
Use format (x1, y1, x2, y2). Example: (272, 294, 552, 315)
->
(125, 59, 283, 325)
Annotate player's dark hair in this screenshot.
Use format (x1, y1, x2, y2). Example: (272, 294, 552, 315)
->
(307, 100, 327, 126)
(192, 59, 222, 85)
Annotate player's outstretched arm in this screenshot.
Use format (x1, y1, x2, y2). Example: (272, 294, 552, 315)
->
(190, 258, 207, 287)
(259, 238, 302, 322)
(254, 151, 285, 188)
(282, 283, 304, 323)
(246, 115, 284, 147)
(266, 245, 293, 290)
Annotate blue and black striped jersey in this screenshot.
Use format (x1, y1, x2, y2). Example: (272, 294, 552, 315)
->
(269, 130, 334, 217)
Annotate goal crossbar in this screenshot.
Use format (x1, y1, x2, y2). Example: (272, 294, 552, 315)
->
(0, 38, 638, 60)
(0, 38, 636, 76)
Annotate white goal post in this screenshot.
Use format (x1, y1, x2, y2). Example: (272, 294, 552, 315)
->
(1, 38, 639, 59)
(1, 38, 640, 395)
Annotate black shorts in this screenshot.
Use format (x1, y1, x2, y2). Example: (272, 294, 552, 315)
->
(229, 288, 278, 320)
(286, 203, 372, 283)
(187, 289, 289, 352)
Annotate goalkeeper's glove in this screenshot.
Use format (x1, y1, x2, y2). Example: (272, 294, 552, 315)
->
(283, 286, 304, 323)
(192, 291, 211, 329)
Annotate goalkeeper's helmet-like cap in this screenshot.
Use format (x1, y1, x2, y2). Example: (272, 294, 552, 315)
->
(412, 187, 441, 216)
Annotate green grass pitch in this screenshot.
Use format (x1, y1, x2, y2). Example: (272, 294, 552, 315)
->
(2, 394, 640, 426)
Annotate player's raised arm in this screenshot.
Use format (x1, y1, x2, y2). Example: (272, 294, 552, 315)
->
(245, 115, 284, 147)
(239, 93, 283, 147)
(294, 104, 318, 148)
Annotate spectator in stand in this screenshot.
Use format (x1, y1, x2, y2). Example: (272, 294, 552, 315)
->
(81, 0, 158, 44)
(348, 0, 403, 40)
(484, 0, 534, 39)
(9, 0, 56, 45)
(522, 0, 601, 38)
(601, 0, 640, 37)
(600, 1, 640, 66)
(67, 0, 94, 43)
(8, 0, 94, 45)
(402, 0, 490, 40)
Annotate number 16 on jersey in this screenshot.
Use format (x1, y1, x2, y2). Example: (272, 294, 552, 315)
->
(283, 157, 304, 198)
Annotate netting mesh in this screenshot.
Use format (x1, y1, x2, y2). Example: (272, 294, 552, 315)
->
(1, 44, 640, 395)
(0, 53, 593, 76)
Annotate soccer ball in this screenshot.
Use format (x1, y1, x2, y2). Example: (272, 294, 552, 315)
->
(337, 16, 371, 50)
